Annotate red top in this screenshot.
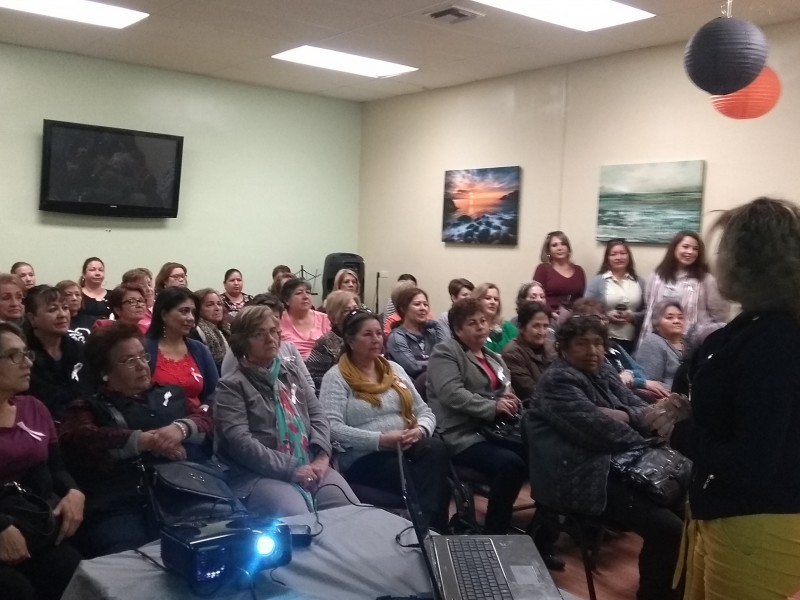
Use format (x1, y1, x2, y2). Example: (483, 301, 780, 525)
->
(0, 395, 57, 484)
(532, 263, 586, 313)
(474, 355, 501, 391)
(152, 351, 204, 410)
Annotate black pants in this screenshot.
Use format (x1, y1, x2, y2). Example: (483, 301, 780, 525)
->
(71, 507, 160, 558)
(602, 479, 684, 600)
(452, 441, 526, 534)
(345, 436, 451, 532)
(0, 541, 82, 600)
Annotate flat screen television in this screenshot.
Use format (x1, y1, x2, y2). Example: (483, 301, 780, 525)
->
(39, 119, 184, 218)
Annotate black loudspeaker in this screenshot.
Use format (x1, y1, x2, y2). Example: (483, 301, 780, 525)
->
(322, 253, 365, 300)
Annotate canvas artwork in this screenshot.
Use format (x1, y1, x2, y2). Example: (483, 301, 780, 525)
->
(597, 160, 705, 244)
(442, 166, 520, 245)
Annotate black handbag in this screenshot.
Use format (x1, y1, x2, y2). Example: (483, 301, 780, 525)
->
(610, 442, 692, 507)
(480, 414, 524, 450)
(0, 482, 59, 554)
(144, 461, 248, 527)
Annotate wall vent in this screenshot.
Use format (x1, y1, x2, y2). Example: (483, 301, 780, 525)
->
(426, 5, 484, 25)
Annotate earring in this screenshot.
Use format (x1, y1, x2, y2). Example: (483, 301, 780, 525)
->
(102, 374, 108, 382)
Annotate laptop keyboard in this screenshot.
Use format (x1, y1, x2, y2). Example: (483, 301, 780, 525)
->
(447, 538, 513, 600)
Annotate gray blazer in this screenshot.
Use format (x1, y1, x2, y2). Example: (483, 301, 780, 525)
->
(426, 338, 511, 455)
(213, 358, 332, 488)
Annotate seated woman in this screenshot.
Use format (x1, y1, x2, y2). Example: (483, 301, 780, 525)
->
(24, 286, 85, 423)
(56, 280, 95, 344)
(121, 268, 155, 332)
(321, 309, 450, 532)
(279, 278, 331, 360)
(526, 315, 683, 600)
(144, 287, 217, 421)
(473, 283, 517, 353)
(59, 324, 211, 558)
(192, 288, 231, 373)
(509, 281, 547, 328)
(79, 257, 111, 320)
(306, 290, 358, 394)
(214, 305, 356, 517)
(435, 278, 474, 338)
(0, 273, 25, 326)
(426, 298, 526, 535)
(0, 322, 84, 600)
(501, 300, 555, 402)
(10, 262, 36, 291)
(386, 287, 446, 380)
(221, 269, 252, 321)
(332, 268, 360, 296)
(635, 301, 685, 391)
(92, 284, 148, 334)
(154, 262, 188, 294)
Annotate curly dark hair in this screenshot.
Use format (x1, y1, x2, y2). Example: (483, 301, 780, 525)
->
(84, 323, 143, 388)
(516, 301, 549, 329)
(555, 315, 608, 352)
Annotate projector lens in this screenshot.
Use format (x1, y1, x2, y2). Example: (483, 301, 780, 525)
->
(256, 534, 276, 556)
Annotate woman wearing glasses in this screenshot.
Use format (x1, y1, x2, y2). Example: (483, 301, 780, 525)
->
(0, 322, 84, 600)
(59, 323, 211, 557)
(154, 262, 188, 294)
(79, 257, 112, 320)
(215, 305, 355, 517)
(91, 284, 149, 335)
(322, 308, 450, 532)
(532, 231, 586, 316)
(585, 238, 646, 354)
(143, 287, 218, 420)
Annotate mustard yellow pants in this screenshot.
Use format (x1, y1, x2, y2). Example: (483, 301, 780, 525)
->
(682, 514, 800, 600)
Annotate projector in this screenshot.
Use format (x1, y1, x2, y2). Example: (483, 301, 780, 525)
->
(161, 517, 292, 592)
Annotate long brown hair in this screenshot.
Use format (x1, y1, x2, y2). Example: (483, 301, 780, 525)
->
(655, 231, 709, 283)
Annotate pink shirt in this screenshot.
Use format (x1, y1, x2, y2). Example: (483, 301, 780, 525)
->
(280, 310, 331, 359)
(0, 395, 57, 484)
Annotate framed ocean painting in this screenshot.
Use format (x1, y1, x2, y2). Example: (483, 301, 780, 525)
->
(442, 166, 520, 246)
(597, 160, 705, 244)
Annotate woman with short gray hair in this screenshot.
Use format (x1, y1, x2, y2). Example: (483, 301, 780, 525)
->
(214, 305, 356, 517)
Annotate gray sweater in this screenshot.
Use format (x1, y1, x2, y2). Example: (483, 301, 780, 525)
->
(320, 360, 436, 471)
(634, 333, 682, 389)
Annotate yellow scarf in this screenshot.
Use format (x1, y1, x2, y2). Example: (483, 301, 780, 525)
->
(338, 354, 417, 429)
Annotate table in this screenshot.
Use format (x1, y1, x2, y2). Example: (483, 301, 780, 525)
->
(63, 504, 580, 599)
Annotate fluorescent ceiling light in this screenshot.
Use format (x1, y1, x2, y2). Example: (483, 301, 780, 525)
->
(0, 0, 148, 29)
(473, 0, 654, 32)
(272, 46, 417, 78)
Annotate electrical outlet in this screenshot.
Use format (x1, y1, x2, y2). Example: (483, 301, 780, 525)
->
(378, 270, 389, 278)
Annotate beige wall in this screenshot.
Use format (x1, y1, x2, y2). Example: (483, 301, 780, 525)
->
(360, 19, 800, 316)
(0, 43, 362, 294)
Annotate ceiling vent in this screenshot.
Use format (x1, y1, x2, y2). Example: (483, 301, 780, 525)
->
(426, 5, 484, 25)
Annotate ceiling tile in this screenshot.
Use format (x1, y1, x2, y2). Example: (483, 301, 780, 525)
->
(323, 78, 427, 101)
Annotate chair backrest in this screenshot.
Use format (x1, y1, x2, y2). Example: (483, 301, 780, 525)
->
(414, 371, 428, 402)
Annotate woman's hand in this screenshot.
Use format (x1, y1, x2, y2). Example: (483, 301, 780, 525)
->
(54, 489, 85, 544)
(0, 525, 29, 564)
(309, 453, 330, 482)
(379, 430, 413, 450)
(645, 394, 690, 438)
(146, 426, 188, 461)
(644, 380, 670, 399)
(608, 311, 628, 325)
(598, 407, 630, 424)
(620, 370, 634, 387)
(293, 465, 319, 492)
(495, 396, 519, 419)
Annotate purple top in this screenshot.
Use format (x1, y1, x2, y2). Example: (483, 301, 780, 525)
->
(532, 263, 586, 313)
(0, 395, 58, 484)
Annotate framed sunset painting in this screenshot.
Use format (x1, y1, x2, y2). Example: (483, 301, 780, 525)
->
(442, 166, 520, 246)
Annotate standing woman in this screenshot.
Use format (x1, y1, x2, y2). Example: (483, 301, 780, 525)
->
(24, 285, 84, 423)
(220, 269, 252, 320)
(79, 257, 111, 319)
(279, 279, 331, 360)
(144, 287, 217, 420)
(10, 262, 36, 291)
(473, 283, 517, 353)
(651, 198, 800, 600)
(386, 287, 446, 380)
(638, 231, 727, 345)
(532, 231, 586, 315)
(0, 274, 25, 326)
(193, 288, 231, 373)
(154, 262, 188, 294)
(585, 238, 646, 354)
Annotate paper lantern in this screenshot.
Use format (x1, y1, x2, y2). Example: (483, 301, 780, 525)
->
(684, 17, 768, 95)
(711, 66, 781, 119)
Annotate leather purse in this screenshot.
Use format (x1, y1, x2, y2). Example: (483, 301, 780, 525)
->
(610, 442, 692, 507)
(0, 482, 59, 554)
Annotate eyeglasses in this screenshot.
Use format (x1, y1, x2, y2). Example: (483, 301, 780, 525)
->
(117, 353, 150, 368)
(251, 329, 280, 341)
(0, 350, 35, 365)
(169, 273, 187, 281)
(122, 298, 146, 307)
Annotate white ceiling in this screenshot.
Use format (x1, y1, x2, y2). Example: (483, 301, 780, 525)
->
(0, 0, 798, 102)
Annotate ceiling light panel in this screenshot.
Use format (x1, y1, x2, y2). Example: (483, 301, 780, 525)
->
(0, 0, 148, 29)
(472, 0, 654, 32)
(272, 46, 417, 78)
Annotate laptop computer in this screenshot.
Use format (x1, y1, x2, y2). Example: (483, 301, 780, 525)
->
(397, 446, 564, 600)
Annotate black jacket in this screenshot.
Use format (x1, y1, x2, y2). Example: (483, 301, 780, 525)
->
(27, 333, 85, 423)
(670, 311, 800, 520)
